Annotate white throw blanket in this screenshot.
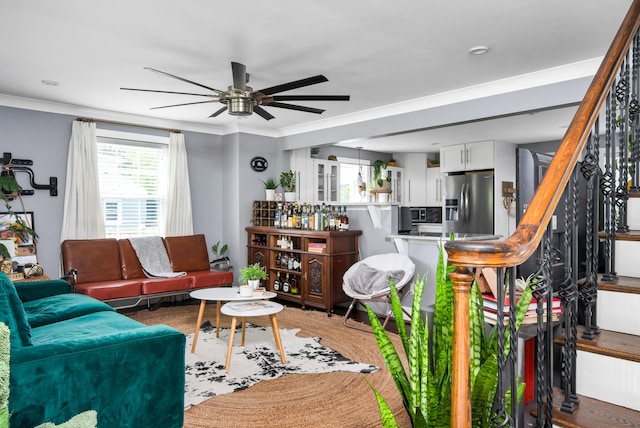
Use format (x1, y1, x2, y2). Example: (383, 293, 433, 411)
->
(128, 236, 186, 278)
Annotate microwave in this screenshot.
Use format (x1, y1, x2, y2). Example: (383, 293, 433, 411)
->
(410, 206, 442, 224)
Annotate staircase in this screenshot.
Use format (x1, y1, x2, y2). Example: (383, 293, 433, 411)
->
(549, 194, 640, 427)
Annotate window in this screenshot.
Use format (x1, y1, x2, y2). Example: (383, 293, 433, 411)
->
(339, 157, 370, 203)
(96, 130, 169, 238)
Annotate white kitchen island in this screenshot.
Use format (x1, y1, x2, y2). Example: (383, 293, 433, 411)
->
(387, 232, 502, 309)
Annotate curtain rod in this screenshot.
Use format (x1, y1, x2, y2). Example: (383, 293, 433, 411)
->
(76, 117, 181, 134)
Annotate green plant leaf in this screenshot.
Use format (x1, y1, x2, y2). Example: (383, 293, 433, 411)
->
(366, 304, 411, 413)
(365, 378, 400, 428)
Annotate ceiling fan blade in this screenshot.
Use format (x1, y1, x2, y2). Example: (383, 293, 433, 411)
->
(150, 100, 218, 110)
(271, 95, 350, 101)
(266, 102, 325, 114)
(257, 75, 328, 96)
(231, 62, 247, 91)
(253, 106, 275, 121)
(121, 87, 216, 97)
(144, 67, 224, 94)
(209, 106, 228, 118)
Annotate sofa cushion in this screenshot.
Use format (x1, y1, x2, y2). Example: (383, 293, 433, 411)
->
(187, 271, 233, 289)
(61, 239, 122, 284)
(23, 293, 115, 328)
(75, 279, 142, 301)
(117, 239, 146, 279)
(140, 276, 191, 295)
(0, 273, 32, 346)
(14, 279, 73, 303)
(164, 234, 210, 272)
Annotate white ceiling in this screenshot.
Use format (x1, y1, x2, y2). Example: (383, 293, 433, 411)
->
(0, 1, 632, 151)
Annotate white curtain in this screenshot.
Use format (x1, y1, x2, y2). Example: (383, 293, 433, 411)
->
(165, 131, 194, 236)
(60, 120, 105, 241)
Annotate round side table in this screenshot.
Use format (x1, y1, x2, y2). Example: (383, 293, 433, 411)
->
(220, 300, 286, 372)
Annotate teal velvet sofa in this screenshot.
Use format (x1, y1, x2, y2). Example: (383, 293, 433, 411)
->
(0, 272, 185, 427)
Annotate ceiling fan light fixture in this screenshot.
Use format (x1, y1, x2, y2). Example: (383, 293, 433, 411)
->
(228, 97, 254, 116)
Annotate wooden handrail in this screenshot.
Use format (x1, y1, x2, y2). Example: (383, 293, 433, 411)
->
(446, 1, 640, 426)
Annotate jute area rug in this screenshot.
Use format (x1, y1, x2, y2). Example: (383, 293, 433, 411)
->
(127, 302, 411, 428)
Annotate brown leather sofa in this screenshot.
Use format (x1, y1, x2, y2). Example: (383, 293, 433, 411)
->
(61, 234, 233, 308)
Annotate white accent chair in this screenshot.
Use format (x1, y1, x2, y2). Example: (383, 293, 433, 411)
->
(342, 253, 416, 331)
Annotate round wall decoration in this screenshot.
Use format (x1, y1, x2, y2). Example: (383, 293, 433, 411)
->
(250, 156, 268, 172)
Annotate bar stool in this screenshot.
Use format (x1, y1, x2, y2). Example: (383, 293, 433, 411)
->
(220, 300, 286, 371)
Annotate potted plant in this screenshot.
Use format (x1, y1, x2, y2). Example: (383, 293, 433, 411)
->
(372, 160, 391, 190)
(260, 177, 279, 201)
(280, 170, 297, 202)
(366, 242, 533, 427)
(387, 158, 397, 167)
(210, 241, 231, 272)
(239, 262, 268, 289)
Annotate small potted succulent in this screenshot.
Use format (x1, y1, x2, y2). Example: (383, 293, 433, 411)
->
(239, 262, 268, 289)
(279, 170, 296, 202)
(260, 177, 279, 201)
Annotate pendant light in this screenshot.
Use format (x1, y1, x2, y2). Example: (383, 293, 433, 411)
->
(356, 146, 366, 195)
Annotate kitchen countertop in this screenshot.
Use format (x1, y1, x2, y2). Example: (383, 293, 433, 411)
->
(388, 232, 502, 253)
(389, 232, 502, 241)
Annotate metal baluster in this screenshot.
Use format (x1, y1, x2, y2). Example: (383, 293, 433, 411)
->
(631, 32, 640, 192)
(559, 169, 579, 413)
(492, 267, 510, 427)
(532, 227, 553, 428)
(616, 55, 630, 232)
(580, 129, 601, 340)
(601, 87, 617, 282)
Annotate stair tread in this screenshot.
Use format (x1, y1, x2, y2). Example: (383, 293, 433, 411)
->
(614, 230, 640, 241)
(598, 275, 640, 294)
(554, 326, 640, 363)
(531, 387, 640, 428)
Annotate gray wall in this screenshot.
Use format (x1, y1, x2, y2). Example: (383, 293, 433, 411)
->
(0, 105, 253, 276)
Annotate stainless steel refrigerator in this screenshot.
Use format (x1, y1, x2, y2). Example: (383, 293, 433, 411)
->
(443, 171, 494, 235)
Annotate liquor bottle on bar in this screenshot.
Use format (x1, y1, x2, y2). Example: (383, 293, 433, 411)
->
(273, 272, 281, 291)
(283, 274, 291, 293)
(287, 252, 294, 270)
(290, 274, 299, 294)
(281, 252, 289, 271)
(275, 252, 282, 268)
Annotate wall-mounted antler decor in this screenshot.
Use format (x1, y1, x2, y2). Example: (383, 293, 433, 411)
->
(1, 152, 58, 197)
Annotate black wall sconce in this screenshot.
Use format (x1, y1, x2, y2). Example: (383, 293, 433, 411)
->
(1, 152, 58, 197)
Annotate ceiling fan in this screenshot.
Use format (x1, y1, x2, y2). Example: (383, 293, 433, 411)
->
(121, 62, 350, 120)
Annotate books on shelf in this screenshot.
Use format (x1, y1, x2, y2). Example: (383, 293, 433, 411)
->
(307, 242, 326, 253)
(482, 293, 562, 312)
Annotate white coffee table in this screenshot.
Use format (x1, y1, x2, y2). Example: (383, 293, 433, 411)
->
(221, 300, 285, 371)
(189, 287, 276, 353)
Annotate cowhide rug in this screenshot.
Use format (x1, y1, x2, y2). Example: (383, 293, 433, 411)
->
(185, 321, 379, 408)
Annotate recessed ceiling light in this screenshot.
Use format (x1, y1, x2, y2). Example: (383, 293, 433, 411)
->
(41, 80, 59, 86)
(469, 46, 489, 55)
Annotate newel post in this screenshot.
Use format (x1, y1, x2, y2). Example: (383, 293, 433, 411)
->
(449, 265, 475, 428)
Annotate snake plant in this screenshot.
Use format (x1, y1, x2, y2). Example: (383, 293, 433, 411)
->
(366, 242, 533, 427)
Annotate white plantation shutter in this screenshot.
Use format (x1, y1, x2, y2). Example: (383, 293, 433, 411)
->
(96, 136, 169, 238)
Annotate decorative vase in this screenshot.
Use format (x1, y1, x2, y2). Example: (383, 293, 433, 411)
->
(284, 191, 297, 202)
(248, 279, 261, 290)
(265, 189, 276, 201)
(239, 285, 253, 297)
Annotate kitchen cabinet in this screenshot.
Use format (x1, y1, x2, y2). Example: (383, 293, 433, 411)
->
(405, 153, 427, 206)
(386, 166, 404, 204)
(425, 167, 443, 206)
(290, 148, 314, 203)
(440, 140, 495, 172)
(246, 226, 361, 315)
(313, 159, 340, 203)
